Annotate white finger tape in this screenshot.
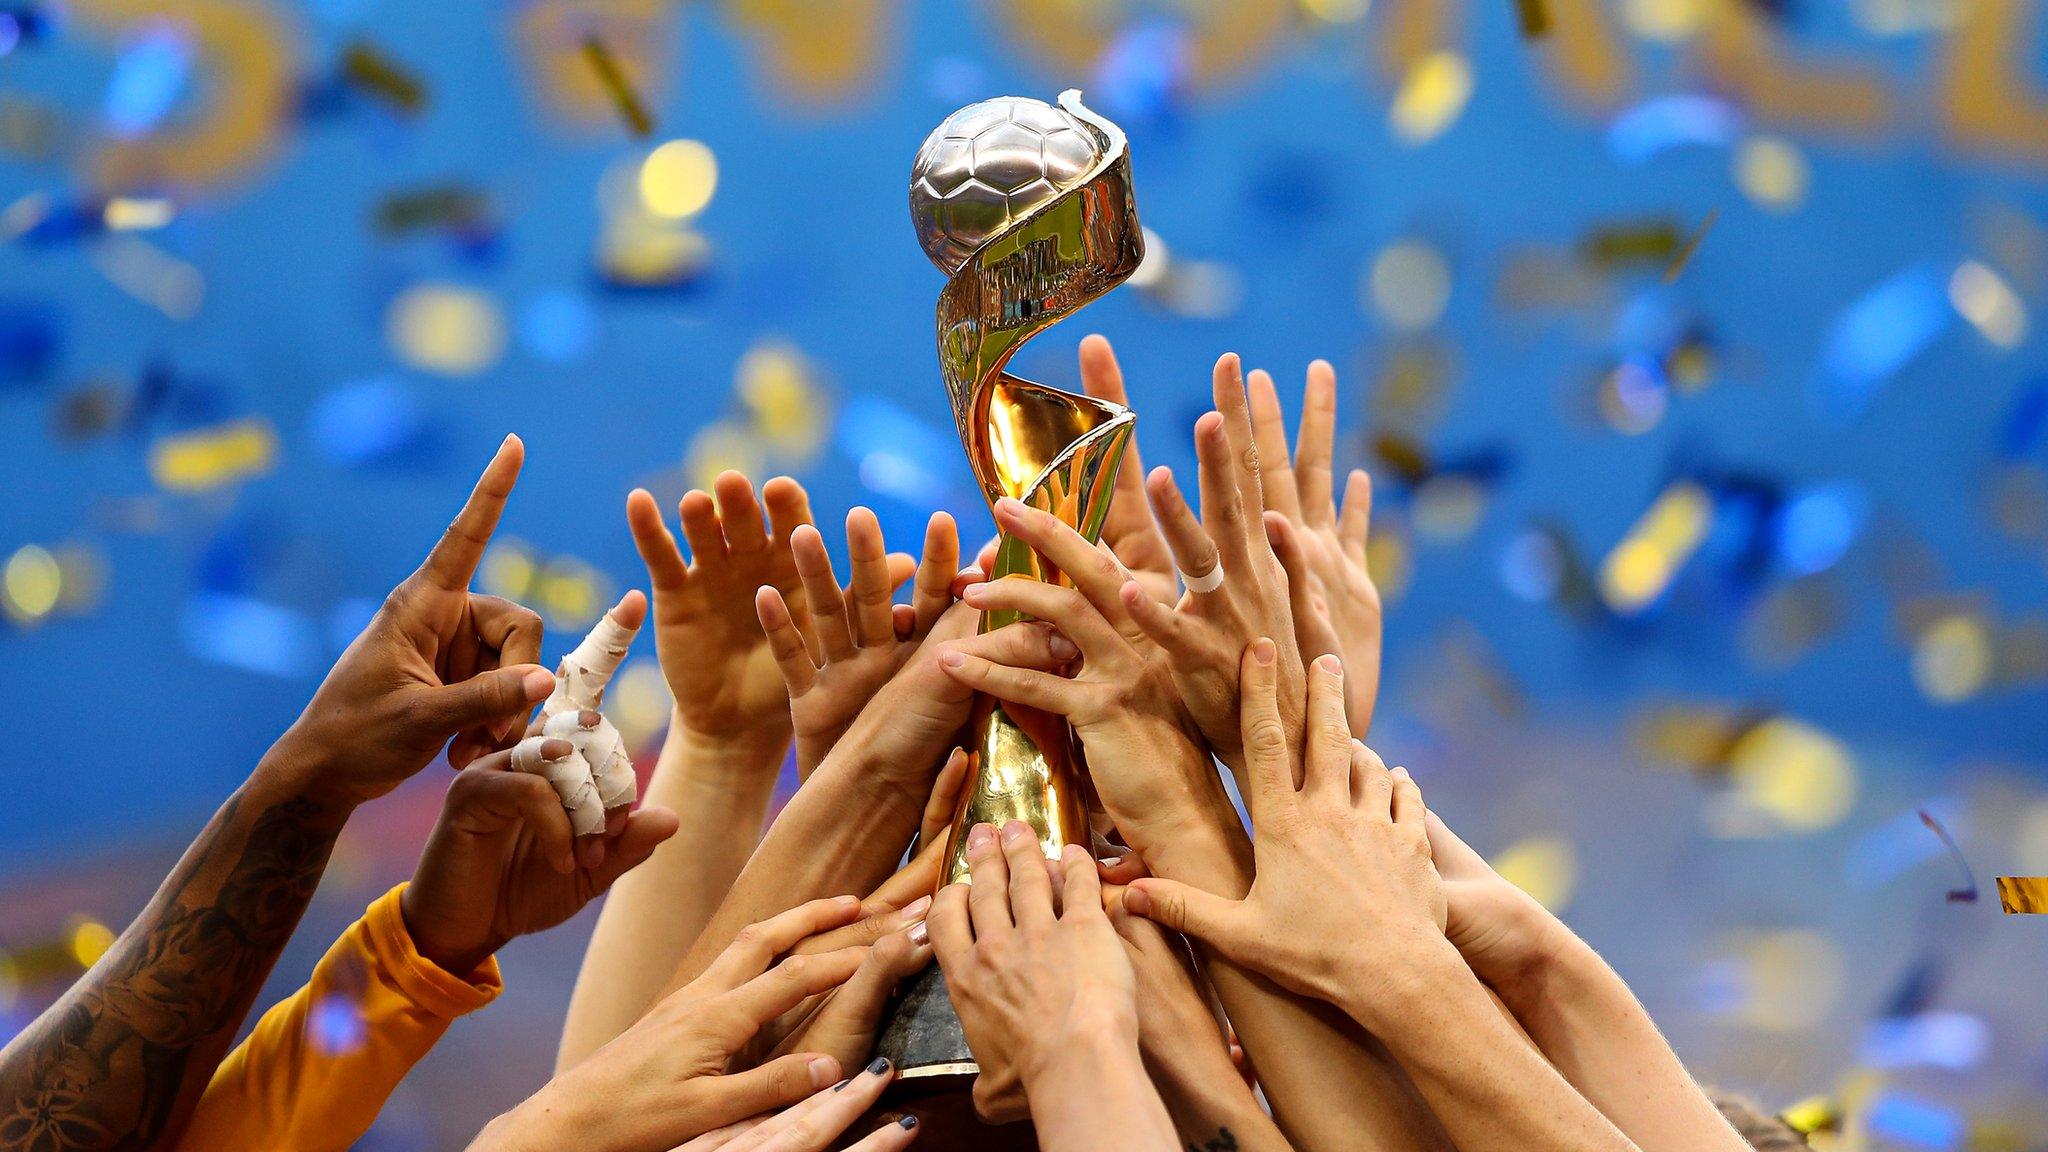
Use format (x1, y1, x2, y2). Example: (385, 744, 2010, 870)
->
(511, 734, 604, 837)
(1180, 562, 1225, 594)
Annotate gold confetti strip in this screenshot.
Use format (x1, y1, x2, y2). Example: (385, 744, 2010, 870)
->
(1995, 875, 2048, 913)
(148, 419, 278, 493)
(1664, 206, 1720, 284)
(341, 41, 427, 115)
(581, 34, 654, 138)
(1514, 0, 1552, 37)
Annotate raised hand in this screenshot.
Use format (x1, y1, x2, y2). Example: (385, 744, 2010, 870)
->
(942, 496, 1241, 868)
(1120, 354, 1309, 787)
(1248, 361, 1382, 737)
(402, 741, 681, 977)
(479, 899, 870, 1152)
(1125, 644, 1446, 1022)
(757, 509, 957, 778)
(625, 472, 818, 755)
(1077, 335, 1179, 604)
(278, 435, 556, 804)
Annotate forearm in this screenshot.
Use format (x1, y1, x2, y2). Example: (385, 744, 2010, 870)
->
(662, 744, 925, 991)
(1353, 944, 1641, 1152)
(1145, 1040, 1291, 1152)
(1026, 1033, 1178, 1152)
(0, 749, 347, 1152)
(558, 717, 783, 1070)
(1138, 811, 1453, 1152)
(1495, 936, 1750, 1152)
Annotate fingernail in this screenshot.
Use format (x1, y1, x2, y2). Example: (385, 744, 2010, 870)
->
(940, 650, 966, 669)
(1001, 820, 1033, 846)
(836, 894, 860, 906)
(1099, 854, 1124, 868)
(1391, 765, 1411, 780)
(901, 895, 933, 920)
(994, 497, 1023, 518)
(1315, 653, 1341, 675)
(1252, 638, 1276, 665)
(1048, 633, 1079, 661)
(522, 668, 554, 699)
(809, 1057, 839, 1087)
(898, 1115, 919, 1130)
(967, 822, 995, 852)
(908, 920, 929, 947)
(868, 1056, 891, 1076)
(579, 708, 601, 727)
(962, 582, 988, 600)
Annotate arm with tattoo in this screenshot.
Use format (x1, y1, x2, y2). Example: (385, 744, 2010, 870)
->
(0, 436, 556, 1152)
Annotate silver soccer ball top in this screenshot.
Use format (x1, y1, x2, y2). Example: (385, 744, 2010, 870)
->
(910, 96, 1105, 276)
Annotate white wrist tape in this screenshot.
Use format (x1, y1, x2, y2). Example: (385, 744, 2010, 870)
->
(512, 735, 605, 837)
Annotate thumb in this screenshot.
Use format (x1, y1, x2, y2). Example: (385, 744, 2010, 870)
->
(422, 665, 554, 733)
(1124, 879, 1245, 956)
(699, 1052, 843, 1130)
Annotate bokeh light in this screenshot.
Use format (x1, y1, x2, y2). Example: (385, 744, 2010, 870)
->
(387, 285, 507, 377)
(638, 138, 718, 220)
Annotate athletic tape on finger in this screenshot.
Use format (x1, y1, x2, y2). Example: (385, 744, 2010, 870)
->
(511, 735, 604, 836)
(1180, 561, 1225, 594)
(544, 710, 636, 811)
(538, 609, 642, 814)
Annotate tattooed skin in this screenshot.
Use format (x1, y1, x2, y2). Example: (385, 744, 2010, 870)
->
(1188, 1128, 1239, 1152)
(0, 782, 344, 1152)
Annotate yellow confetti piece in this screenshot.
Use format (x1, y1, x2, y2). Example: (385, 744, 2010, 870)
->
(1912, 613, 1994, 703)
(1735, 136, 1808, 213)
(149, 419, 278, 493)
(640, 139, 718, 220)
(1622, 0, 1704, 41)
(1996, 875, 2048, 913)
(1599, 482, 1713, 615)
(68, 920, 114, 968)
(1949, 259, 2027, 350)
(387, 285, 506, 377)
(1390, 52, 1473, 145)
(1491, 836, 1577, 911)
(3, 544, 61, 626)
(1725, 717, 1858, 832)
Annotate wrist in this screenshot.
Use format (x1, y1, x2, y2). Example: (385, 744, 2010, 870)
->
(1337, 931, 1473, 1038)
(662, 713, 788, 779)
(252, 728, 365, 813)
(399, 886, 503, 978)
(1024, 1013, 1143, 1093)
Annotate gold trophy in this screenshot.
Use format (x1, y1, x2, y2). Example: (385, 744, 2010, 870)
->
(870, 91, 1143, 1143)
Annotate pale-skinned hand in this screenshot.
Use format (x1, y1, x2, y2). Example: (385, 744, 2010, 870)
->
(1248, 361, 1382, 737)
(273, 435, 556, 807)
(668, 1058, 920, 1152)
(477, 898, 872, 1152)
(1077, 334, 1179, 604)
(929, 823, 1138, 1121)
(403, 741, 680, 977)
(1425, 810, 1576, 993)
(1126, 643, 1450, 1030)
(1119, 354, 1309, 791)
(757, 509, 958, 779)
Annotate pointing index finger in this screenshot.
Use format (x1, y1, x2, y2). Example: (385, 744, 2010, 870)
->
(417, 434, 523, 592)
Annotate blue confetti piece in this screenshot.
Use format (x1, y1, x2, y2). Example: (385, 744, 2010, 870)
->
(1859, 1011, 1990, 1072)
(0, 298, 60, 385)
(1844, 799, 1964, 891)
(1864, 1093, 1963, 1151)
(1999, 378, 2048, 459)
(1816, 265, 1951, 415)
(104, 24, 194, 140)
(180, 594, 321, 678)
(311, 377, 433, 467)
(1606, 95, 1742, 165)
(1774, 482, 1866, 576)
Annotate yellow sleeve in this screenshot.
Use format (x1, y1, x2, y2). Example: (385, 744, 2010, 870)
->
(170, 883, 502, 1152)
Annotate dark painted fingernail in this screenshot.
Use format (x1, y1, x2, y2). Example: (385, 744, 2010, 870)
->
(833, 1078, 850, 1091)
(898, 1115, 919, 1130)
(868, 1056, 891, 1075)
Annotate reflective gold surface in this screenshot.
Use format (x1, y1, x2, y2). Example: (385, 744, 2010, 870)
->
(910, 90, 1143, 885)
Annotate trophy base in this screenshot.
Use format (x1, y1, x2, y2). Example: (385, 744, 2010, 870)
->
(866, 965, 1040, 1151)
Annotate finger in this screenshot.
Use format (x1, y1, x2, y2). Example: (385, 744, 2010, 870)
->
(1096, 851, 1151, 887)
(1123, 878, 1244, 958)
(763, 475, 818, 545)
(912, 511, 960, 636)
(999, 821, 1055, 930)
(1238, 639, 1295, 802)
(841, 1115, 920, 1152)
(747, 1057, 903, 1152)
(946, 619, 1077, 673)
(715, 470, 771, 554)
(1389, 764, 1426, 832)
(989, 499, 1133, 625)
(1298, 360, 1339, 524)
(960, 576, 1122, 660)
(1080, 332, 1145, 473)
(703, 896, 865, 991)
(626, 488, 691, 589)
(757, 585, 819, 697)
(694, 1052, 846, 1138)
(1056, 843, 1105, 924)
(721, 947, 869, 1031)
(1304, 653, 1351, 802)
(1265, 513, 1340, 669)
(588, 805, 681, 890)
(844, 507, 896, 648)
(678, 489, 727, 566)
(797, 888, 935, 956)
(920, 749, 969, 853)
(421, 665, 555, 735)
(1145, 465, 1223, 593)
(1210, 352, 1267, 531)
(1423, 809, 1491, 879)
(1356, 740, 1394, 817)
(929, 881, 974, 960)
(937, 648, 1081, 715)
(1246, 368, 1302, 521)
(1120, 578, 1194, 655)
(446, 758, 578, 873)
(1337, 468, 1374, 555)
(468, 594, 544, 673)
(1193, 410, 1253, 567)
(414, 434, 522, 592)
(792, 524, 856, 661)
(963, 823, 1013, 940)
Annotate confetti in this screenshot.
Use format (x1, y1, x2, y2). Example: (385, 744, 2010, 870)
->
(1389, 52, 1472, 145)
(1513, 0, 1551, 37)
(1662, 206, 1719, 283)
(639, 139, 718, 219)
(340, 41, 426, 115)
(1367, 240, 1451, 329)
(1994, 876, 2048, 913)
(374, 184, 491, 237)
(148, 418, 278, 493)
(1600, 481, 1713, 615)
(88, 236, 204, 320)
(581, 34, 654, 137)
(1916, 808, 1979, 903)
